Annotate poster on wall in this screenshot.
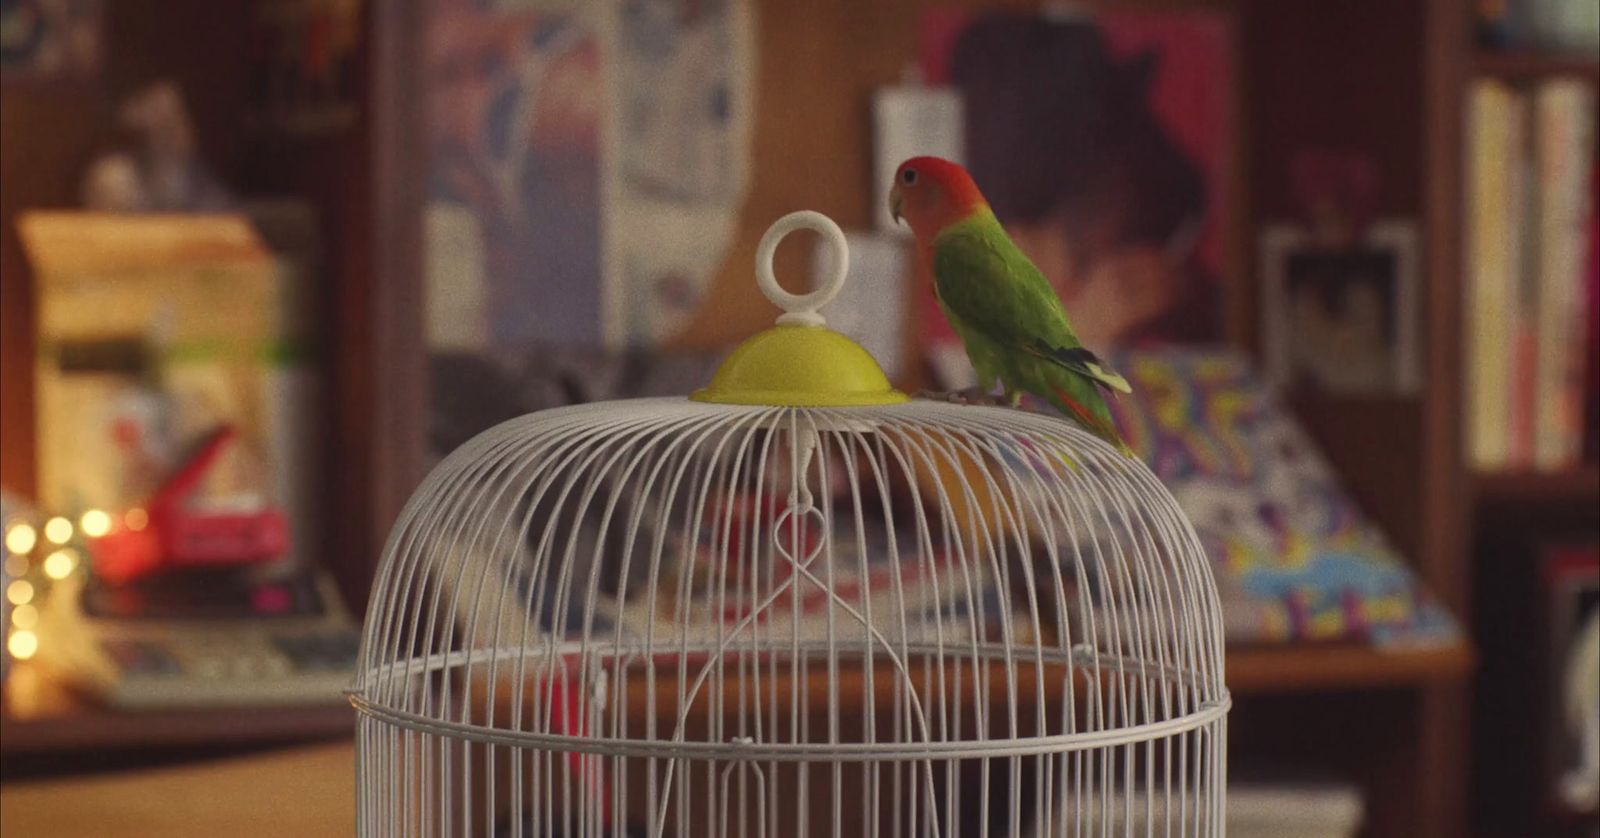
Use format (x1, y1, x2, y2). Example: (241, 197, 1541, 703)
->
(425, 0, 606, 349)
(608, 0, 754, 346)
(423, 0, 753, 355)
(917, 6, 1233, 382)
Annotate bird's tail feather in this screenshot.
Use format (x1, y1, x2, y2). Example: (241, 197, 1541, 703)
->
(1024, 341, 1132, 394)
(1046, 383, 1135, 457)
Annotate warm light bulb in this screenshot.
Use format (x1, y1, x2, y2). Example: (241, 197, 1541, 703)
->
(43, 517, 72, 544)
(6, 579, 34, 605)
(11, 603, 37, 630)
(125, 508, 149, 531)
(4, 523, 37, 555)
(80, 509, 111, 538)
(42, 549, 76, 580)
(3, 553, 27, 578)
(8, 629, 38, 660)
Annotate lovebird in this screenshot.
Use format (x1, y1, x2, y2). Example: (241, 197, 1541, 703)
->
(889, 155, 1133, 454)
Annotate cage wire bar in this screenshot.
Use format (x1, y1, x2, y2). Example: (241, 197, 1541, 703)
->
(351, 398, 1228, 837)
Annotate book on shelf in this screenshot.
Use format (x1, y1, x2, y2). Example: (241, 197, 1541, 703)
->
(1465, 77, 1598, 473)
(1533, 83, 1596, 470)
(1466, 79, 1521, 470)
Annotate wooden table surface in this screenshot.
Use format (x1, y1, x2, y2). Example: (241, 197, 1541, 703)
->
(0, 741, 354, 837)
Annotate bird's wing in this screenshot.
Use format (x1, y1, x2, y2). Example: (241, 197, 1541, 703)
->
(1017, 342, 1131, 394)
(932, 227, 1131, 394)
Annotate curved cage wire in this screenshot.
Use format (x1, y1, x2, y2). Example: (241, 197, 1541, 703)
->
(353, 398, 1228, 837)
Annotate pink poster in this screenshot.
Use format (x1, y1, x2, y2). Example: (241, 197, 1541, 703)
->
(918, 8, 1233, 356)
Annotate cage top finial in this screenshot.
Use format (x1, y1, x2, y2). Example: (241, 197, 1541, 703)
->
(691, 211, 909, 407)
(757, 210, 848, 327)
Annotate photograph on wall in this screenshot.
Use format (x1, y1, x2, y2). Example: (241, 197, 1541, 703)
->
(1260, 221, 1420, 395)
(917, 6, 1234, 374)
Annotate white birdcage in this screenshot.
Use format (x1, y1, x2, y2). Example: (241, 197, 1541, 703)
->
(351, 212, 1230, 837)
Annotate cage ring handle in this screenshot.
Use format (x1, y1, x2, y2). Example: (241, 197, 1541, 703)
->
(756, 210, 849, 327)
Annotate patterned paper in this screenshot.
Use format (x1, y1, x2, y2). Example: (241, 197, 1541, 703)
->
(1106, 348, 1459, 646)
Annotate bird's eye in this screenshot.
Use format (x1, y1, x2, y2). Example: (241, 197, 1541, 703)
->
(901, 168, 918, 185)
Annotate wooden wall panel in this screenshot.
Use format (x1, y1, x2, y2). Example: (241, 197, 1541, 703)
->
(1242, 0, 1425, 222)
(0, 87, 101, 496)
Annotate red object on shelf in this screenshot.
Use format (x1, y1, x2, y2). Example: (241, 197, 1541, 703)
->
(90, 426, 290, 584)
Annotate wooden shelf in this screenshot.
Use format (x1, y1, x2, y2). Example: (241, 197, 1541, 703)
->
(1472, 466, 1600, 505)
(0, 663, 352, 757)
(1227, 639, 1474, 695)
(1471, 49, 1600, 80)
(1, 636, 1474, 758)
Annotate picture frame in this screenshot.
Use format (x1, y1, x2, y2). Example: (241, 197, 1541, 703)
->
(1543, 543, 1600, 816)
(1260, 220, 1420, 395)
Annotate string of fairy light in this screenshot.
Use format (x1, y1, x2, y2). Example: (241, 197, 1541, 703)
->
(3, 508, 148, 661)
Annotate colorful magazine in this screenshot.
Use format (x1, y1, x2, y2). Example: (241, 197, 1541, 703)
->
(1105, 348, 1460, 647)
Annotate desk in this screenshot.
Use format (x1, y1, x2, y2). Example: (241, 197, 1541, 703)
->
(1, 663, 355, 756)
(0, 742, 354, 837)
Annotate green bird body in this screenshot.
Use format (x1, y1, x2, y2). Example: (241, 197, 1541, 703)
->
(891, 156, 1132, 453)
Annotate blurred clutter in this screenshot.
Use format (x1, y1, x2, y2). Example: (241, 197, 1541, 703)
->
(0, 1, 1593, 836)
(4, 77, 350, 720)
(81, 82, 232, 213)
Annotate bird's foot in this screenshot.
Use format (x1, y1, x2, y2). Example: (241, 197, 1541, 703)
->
(917, 387, 1009, 406)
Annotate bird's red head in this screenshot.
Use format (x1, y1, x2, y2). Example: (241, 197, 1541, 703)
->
(889, 156, 988, 240)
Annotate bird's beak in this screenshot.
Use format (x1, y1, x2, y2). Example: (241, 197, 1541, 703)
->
(888, 184, 904, 224)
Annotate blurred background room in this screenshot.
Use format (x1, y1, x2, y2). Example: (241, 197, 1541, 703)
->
(0, 0, 1596, 836)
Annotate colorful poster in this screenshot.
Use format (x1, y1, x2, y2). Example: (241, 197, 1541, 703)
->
(918, 8, 1233, 362)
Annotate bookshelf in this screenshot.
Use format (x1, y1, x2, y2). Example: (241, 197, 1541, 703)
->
(1471, 50, 1600, 80)
(1228, 642, 1474, 694)
(1436, 6, 1600, 835)
(1473, 466, 1600, 505)
(1253, 2, 1595, 834)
